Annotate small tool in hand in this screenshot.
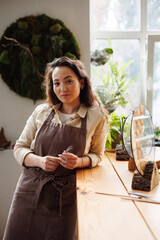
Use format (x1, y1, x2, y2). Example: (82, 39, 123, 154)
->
(63, 145, 73, 153)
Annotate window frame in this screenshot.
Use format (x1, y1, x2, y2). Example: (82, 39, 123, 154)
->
(90, 0, 160, 114)
(147, 35, 160, 113)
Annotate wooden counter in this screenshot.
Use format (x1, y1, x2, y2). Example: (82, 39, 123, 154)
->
(76, 148, 160, 240)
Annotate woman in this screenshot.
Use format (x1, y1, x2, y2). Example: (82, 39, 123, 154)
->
(4, 57, 108, 240)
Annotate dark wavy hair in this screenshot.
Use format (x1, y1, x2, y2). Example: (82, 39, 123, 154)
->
(42, 56, 101, 108)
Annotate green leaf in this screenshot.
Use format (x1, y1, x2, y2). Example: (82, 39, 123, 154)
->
(107, 131, 112, 144)
(105, 48, 113, 54)
(92, 46, 136, 113)
(106, 140, 112, 149)
(111, 130, 118, 139)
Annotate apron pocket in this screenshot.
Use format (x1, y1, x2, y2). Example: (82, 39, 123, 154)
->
(9, 191, 34, 232)
(37, 182, 61, 216)
(62, 182, 76, 215)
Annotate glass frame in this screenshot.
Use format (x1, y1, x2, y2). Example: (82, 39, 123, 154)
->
(121, 114, 133, 158)
(122, 104, 155, 175)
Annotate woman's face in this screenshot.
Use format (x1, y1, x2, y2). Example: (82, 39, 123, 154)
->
(52, 66, 84, 106)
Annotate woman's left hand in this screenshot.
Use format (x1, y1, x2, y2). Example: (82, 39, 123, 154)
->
(58, 152, 80, 169)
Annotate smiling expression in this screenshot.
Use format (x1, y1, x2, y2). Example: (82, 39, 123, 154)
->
(52, 66, 84, 108)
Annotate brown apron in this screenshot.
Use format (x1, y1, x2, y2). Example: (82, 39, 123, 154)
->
(4, 109, 87, 240)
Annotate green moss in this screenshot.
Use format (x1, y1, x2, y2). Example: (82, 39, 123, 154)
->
(31, 34, 41, 45)
(0, 50, 10, 65)
(65, 52, 76, 59)
(0, 14, 80, 101)
(32, 46, 42, 56)
(17, 21, 28, 30)
(50, 23, 62, 35)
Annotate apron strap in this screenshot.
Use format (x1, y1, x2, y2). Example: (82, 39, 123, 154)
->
(45, 108, 55, 122)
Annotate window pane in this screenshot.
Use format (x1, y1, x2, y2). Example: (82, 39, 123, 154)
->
(152, 42, 160, 126)
(148, 0, 160, 31)
(90, 0, 140, 31)
(91, 39, 140, 111)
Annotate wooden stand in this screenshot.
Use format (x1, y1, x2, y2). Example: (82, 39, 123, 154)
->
(128, 157, 136, 172)
(116, 144, 130, 161)
(132, 161, 159, 191)
(156, 160, 160, 169)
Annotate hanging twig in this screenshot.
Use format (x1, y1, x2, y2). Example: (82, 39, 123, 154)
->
(2, 36, 45, 78)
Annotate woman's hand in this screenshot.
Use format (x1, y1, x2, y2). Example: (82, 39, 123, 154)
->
(24, 152, 90, 170)
(39, 156, 60, 172)
(58, 152, 80, 169)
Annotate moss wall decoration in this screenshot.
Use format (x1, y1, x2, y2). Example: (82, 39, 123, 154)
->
(0, 14, 81, 101)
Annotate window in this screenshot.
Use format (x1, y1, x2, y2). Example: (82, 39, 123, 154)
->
(90, 0, 160, 126)
(147, 36, 160, 126)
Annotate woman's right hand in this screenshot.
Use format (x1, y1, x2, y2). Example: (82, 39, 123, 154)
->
(24, 153, 60, 172)
(40, 156, 60, 171)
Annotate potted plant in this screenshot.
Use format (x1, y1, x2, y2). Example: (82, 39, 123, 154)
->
(91, 42, 136, 150)
(91, 47, 113, 66)
(93, 60, 136, 150)
(94, 59, 136, 113)
(105, 112, 126, 151)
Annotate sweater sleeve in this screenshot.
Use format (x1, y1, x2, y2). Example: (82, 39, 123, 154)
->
(86, 113, 109, 168)
(13, 105, 42, 165)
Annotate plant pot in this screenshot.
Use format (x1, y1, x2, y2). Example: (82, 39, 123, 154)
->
(111, 132, 121, 149)
(105, 148, 116, 152)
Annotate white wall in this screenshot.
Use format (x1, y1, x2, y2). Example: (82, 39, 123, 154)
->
(0, 0, 89, 238)
(0, 0, 90, 144)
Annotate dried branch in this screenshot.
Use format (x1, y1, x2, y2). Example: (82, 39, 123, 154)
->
(3, 36, 45, 78)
